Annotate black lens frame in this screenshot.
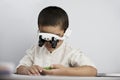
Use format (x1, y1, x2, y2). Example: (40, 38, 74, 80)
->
(38, 35, 59, 48)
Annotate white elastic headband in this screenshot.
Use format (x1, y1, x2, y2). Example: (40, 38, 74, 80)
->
(64, 28, 72, 38)
(38, 28, 72, 40)
(39, 33, 65, 40)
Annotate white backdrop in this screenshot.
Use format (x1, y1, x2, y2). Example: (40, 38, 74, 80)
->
(0, 0, 120, 73)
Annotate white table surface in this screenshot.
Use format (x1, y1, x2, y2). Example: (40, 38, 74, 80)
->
(0, 74, 120, 80)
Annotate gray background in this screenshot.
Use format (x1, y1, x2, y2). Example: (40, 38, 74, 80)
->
(0, 0, 120, 73)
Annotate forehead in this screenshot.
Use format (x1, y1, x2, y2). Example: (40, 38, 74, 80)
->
(39, 26, 64, 34)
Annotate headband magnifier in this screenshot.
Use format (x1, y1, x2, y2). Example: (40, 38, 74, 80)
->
(38, 29, 71, 48)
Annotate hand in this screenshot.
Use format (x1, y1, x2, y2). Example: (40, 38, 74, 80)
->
(27, 65, 43, 75)
(42, 64, 66, 75)
(41, 65, 97, 76)
(17, 65, 43, 75)
(51, 64, 65, 69)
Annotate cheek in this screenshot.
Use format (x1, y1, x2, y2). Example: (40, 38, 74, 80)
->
(57, 40, 63, 45)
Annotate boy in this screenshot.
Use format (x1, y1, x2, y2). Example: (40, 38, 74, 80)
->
(16, 6, 97, 76)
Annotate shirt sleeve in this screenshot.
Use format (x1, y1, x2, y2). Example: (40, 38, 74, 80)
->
(69, 49, 96, 68)
(16, 46, 35, 68)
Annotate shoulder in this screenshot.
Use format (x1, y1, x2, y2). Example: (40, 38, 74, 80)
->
(64, 43, 96, 67)
(64, 42, 83, 56)
(25, 44, 44, 55)
(26, 45, 38, 52)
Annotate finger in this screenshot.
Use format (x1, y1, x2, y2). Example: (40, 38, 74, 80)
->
(27, 71, 32, 75)
(28, 67, 37, 75)
(35, 65, 43, 73)
(31, 66, 40, 75)
(43, 68, 65, 76)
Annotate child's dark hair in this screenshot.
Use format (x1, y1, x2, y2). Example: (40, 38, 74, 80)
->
(38, 6, 69, 32)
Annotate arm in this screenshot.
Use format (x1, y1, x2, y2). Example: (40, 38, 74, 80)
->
(16, 46, 43, 75)
(42, 64, 97, 76)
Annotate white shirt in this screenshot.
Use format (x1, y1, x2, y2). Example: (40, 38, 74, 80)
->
(17, 42, 95, 68)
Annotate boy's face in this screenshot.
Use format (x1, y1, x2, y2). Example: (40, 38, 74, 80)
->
(39, 25, 64, 51)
